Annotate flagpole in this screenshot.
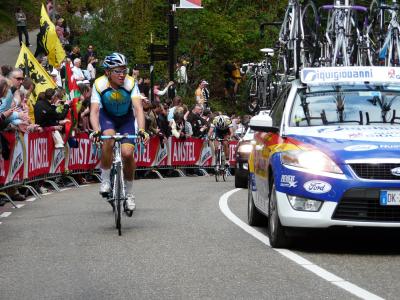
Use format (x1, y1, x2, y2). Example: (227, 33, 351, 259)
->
(23, 53, 29, 77)
(168, 1, 176, 82)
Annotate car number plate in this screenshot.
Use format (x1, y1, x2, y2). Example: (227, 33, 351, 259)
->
(380, 190, 400, 206)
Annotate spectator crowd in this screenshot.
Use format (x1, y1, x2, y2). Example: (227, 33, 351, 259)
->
(1, 1, 251, 205)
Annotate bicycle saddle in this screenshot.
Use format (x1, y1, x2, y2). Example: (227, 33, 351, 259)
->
(260, 48, 274, 56)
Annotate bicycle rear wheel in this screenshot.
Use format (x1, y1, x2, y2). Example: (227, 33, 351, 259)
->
(113, 165, 122, 236)
(301, 0, 319, 68)
(215, 150, 221, 182)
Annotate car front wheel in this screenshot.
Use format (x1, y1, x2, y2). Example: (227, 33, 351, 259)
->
(247, 175, 266, 226)
(268, 182, 290, 248)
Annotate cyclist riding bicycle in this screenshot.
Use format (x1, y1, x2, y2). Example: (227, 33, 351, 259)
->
(208, 114, 234, 167)
(90, 52, 149, 214)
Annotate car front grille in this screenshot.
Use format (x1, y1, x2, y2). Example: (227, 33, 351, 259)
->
(332, 188, 400, 222)
(349, 163, 400, 180)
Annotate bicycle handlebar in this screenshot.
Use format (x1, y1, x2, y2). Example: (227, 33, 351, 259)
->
(320, 4, 368, 12)
(100, 134, 138, 141)
(379, 3, 400, 11)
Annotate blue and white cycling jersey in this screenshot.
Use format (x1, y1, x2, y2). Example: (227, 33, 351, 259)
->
(91, 75, 141, 116)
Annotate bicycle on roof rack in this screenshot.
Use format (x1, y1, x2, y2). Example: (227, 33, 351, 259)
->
(276, 0, 319, 78)
(369, 0, 400, 66)
(243, 48, 278, 110)
(319, 0, 369, 66)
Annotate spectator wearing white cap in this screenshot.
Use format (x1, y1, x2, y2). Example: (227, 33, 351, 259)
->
(72, 58, 85, 84)
(50, 67, 62, 88)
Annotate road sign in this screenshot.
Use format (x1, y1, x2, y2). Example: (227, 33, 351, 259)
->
(150, 44, 168, 53)
(152, 54, 169, 62)
(134, 63, 150, 70)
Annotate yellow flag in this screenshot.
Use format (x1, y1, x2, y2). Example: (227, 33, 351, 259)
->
(15, 43, 57, 111)
(39, 4, 65, 68)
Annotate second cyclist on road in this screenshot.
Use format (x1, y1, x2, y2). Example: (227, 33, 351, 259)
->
(208, 114, 234, 168)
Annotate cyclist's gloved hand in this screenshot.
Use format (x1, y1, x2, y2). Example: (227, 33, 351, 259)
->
(138, 128, 150, 144)
(89, 130, 101, 144)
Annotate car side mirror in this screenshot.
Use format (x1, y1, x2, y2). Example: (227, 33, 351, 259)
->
(249, 115, 279, 133)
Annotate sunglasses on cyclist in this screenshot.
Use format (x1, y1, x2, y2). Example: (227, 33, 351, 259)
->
(111, 69, 128, 75)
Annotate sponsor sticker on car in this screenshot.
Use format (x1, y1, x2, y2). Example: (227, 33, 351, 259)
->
(303, 180, 332, 194)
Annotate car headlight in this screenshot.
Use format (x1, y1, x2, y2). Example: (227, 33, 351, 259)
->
(287, 195, 323, 212)
(237, 144, 253, 154)
(281, 150, 343, 174)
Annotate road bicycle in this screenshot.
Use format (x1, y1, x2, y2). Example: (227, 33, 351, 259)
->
(100, 134, 137, 236)
(213, 137, 230, 182)
(370, 0, 400, 66)
(319, 0, 368, 66)
(243, 48, 278, 109)
(277, 0, 319, 78)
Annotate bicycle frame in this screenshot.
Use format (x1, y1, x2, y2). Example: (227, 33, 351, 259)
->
(378, 2, 400, 66)
(321, 0, 368, 66)
(100, 134, 137, 235)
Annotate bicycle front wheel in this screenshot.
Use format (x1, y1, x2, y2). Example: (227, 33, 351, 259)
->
(113, 165, 122, 236)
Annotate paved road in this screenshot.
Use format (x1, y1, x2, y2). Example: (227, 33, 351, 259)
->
(0, 29, 38, 67)
(2, 176, 400, 299)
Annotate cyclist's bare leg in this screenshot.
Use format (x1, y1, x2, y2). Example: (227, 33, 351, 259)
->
(121, 144, 135, 182)
(223, 139, 229, 165)
(100, 129, 115, 188)
(100, 129, 116, 169)
(121, 144, 136, 212)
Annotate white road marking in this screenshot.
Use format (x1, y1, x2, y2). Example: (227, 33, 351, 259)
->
(60, 188, 71, 191)
(14, 204, 25, 208)
(42, 192, 53, 196)
(219, 189, 384, 300)
(0, 212, 12, 218)
(26, 197, 36, 202)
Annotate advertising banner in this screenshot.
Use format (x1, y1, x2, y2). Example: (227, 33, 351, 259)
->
(0, 132, 16, 185)
(169, 137, 203, 166)
(7, 132, 25, 184)
(50, 148, 66, 174)
(135, 136, 162, 168)
(67, 133, 99, 171)
(229, 140, 238, 166)
(25, 131, 53, 178)
(197, 139, 213, 167)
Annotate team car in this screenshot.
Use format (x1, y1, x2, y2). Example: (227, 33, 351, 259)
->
(234, 110, 270, 188)
(248, 66, 400, 248)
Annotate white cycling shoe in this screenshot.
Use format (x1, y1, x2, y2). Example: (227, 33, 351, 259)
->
(100, 181, 111, 195)
(125, 194, 136, 211)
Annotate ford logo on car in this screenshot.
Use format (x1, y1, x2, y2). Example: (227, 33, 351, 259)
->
(303, 180, 332, 194)
(391, 167, 400, 177)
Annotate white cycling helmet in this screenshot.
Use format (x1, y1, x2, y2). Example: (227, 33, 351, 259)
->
(214, 115, 226, 128)
(103, 52, 127, 69)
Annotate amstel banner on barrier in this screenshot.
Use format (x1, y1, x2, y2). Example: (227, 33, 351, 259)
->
(169, 137, 203, 166)
(67, 133, 100, 171)
(0, 132, 238, 188)
(0, 132, 16, 185)
(135, 136, 168, 168)
(24, 131, 54, 178)
(7, 132, 24, 184)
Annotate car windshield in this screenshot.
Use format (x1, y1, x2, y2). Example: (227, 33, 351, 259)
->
(290, 85, 400, 127)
